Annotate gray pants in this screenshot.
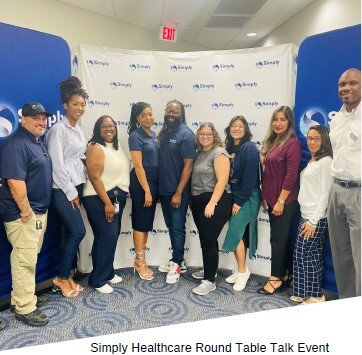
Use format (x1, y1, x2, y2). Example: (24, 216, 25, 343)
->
(327, 182, 361, 298)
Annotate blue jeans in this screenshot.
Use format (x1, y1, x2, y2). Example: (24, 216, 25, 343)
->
(160, 194, 189, 265)
(83, 187, 127, 288)
(51, 185, 86, 280)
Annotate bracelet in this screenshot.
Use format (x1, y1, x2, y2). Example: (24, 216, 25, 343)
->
(208, 201, 217, 206)
(307, 220, 318, 227)
(20, 210, 33, 219)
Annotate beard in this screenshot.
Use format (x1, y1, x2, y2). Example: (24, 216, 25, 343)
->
(164, 115, 181, 130)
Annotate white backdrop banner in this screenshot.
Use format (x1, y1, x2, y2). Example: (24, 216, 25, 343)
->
(71, 44, 298, 276)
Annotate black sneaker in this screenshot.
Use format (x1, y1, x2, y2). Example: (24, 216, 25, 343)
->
(15, 309, 49, 327)
(0, 320, 5, 331)
(10, 295, 48, 313)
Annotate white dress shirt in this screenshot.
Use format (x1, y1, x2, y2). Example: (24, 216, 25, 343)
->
(298, 156, 333, 223)
(329, 103, 361, 181)
(46, 116, 87, 201)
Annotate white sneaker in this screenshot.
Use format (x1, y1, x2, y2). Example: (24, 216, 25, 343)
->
(192, 280, 216, 296)
(108, 274, 123, 284)
(159, 260, 187, 273)
(192, 269, 218, 280)
(233, 268, 250, 291)
(166, 261, 181, 284)
(95, 284, 113, 294)
(225, 270, 243, 284)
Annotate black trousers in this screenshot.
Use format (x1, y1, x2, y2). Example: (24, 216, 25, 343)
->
(268, 200, 299, 278)
(191, 191, 233, 282)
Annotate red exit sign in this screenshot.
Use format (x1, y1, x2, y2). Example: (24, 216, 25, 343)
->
(160, 26, 177, 42)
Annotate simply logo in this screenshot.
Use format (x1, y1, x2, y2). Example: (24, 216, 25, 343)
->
(255, 101, 278, 109)
(299, 109, 330, 137)
(151, 229, 169, 236)
(255, 60, 280, 69)
(235, 81, 258, 90)
(152, 121, 163, 128)
(258, 217, 270, 224)
(72, 55, 78, 74)
(255, 254, 271, 262)
(119, 231, 132, 236)
(189, 230, 199, 237)
(191, 121, 204, 129)
(151, 83, 173, 91)
(86, 59, 110, 68)
(211, 102, 234, 110)
(110, 82, 132, 89)
(129, 63, 151, 71)
(212, 63, 235, 71)
(219, 249, 230, 255)
(87, 100, 110, 108)
(170, 64, 193, 72)
(192, 83, 215, 91)
(116, 121, 129, 127)
(184, 103, 192, 110)
(0, 103, 18, 138)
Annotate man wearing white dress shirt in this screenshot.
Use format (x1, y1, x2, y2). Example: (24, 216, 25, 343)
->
(328, 68, 361, 298)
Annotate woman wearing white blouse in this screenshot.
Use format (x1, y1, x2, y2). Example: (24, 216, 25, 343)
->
(291, 125, 333, 304)
(46, 77, 88, 297)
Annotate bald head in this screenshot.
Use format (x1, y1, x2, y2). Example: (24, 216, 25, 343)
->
(338, 68, 361, 112)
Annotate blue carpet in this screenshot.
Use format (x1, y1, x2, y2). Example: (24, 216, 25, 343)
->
(0, 267, 294, 350)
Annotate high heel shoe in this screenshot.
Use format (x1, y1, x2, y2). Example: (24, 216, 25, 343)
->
(282, 274, 293, 287)
(69, 277, 84, 292)
(52, 279, 79, 298)
(134, 249, 154, 281)
(143, 244, 154, 276)
(257, 278, 285, 295)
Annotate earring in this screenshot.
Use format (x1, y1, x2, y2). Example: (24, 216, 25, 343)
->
(136, 121, 140, 128)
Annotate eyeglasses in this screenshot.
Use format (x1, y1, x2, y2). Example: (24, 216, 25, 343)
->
(307, 137, 322, 142)
(101, 125, 116, 130)
(165, 110, 180, 116)
(231, 124, 245, 129)
(199, 133, 213, 138)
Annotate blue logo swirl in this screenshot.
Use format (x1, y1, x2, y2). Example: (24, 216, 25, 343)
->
(300, 109, 327, 136)
(0, 104, 18, 138)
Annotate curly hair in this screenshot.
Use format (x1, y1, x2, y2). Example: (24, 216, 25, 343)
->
(195, 122, 223, 151)
(58, 76, 89, 104)
(224, 115, 253, 154)
(88, 115, 119, 150)
(127, 102, 152, 135)
(307, 125, 332, 161)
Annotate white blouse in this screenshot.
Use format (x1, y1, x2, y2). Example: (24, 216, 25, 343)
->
(298, 156, 333, 223)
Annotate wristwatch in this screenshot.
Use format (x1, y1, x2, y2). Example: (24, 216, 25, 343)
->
(277, 199, 285, 205)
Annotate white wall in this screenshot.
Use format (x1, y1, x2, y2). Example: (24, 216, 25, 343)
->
(255, 0, 361, 48)
(0, 0, 209, 52)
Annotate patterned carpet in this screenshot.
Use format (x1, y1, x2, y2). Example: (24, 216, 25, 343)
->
(0, 267, 294, 350)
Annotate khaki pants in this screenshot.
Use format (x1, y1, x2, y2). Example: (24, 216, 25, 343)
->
(4, 212, 47, 315)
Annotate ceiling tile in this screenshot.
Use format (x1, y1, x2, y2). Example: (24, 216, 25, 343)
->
(112, 0, 164, 14)
(196, 28, 241, 41)
(205, 16, 250, 28)
(214, 0, 268, 15)
(160, 15, 208, 29)
(115, 13, 162, 30)
(177, 29, 202, 42)
(163, 0, 220, 15)
(58, 0, 115, 17)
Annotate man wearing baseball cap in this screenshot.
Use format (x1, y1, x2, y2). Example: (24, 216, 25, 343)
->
(0, 102, 52, 327)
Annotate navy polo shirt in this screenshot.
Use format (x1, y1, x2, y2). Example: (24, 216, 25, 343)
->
(128, 127, 159, 171)
(0, 125, 52, 222)
(159, 123, 196, 196)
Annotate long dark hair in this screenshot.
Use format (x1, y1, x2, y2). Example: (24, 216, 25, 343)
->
(157, 99, 186, 143)
(224, 115, 253, 154)
(58, 76, 89, 104)
(260, 105, 296, 156)
(127, 102, 152, 135)
(307, 125, 332, 161)
(88, 115, 119, 150)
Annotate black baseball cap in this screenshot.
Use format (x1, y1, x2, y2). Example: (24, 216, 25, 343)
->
(21, 102, 52, 117)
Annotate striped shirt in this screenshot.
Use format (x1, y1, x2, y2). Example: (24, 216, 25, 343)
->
(46, 116, 87, 201)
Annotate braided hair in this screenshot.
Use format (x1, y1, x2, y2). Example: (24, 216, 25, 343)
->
(127, 102, 152, 135)
(58, 76, 89, 104)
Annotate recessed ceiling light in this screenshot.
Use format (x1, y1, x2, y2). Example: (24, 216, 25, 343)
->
(246, 32, 257, 37)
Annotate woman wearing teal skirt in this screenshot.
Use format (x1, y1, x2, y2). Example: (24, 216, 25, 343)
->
(222, 116, 261, 291)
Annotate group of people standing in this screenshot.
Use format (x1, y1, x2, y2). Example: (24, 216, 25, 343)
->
(0, 68, 360, 330)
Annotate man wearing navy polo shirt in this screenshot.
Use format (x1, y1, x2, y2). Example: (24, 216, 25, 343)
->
(158, 100, 196, 284)
(0, 102, 52, 326)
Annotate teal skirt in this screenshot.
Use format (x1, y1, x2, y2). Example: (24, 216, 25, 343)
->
(222, 187, 261, 259)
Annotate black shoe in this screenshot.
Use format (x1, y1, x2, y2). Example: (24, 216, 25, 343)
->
(282, 274, 293, 287)
(0, 320, 5, 331)
(257, 279, 285, 295)
(15, 308, 49, 327)
(10, 295, 49, 313)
